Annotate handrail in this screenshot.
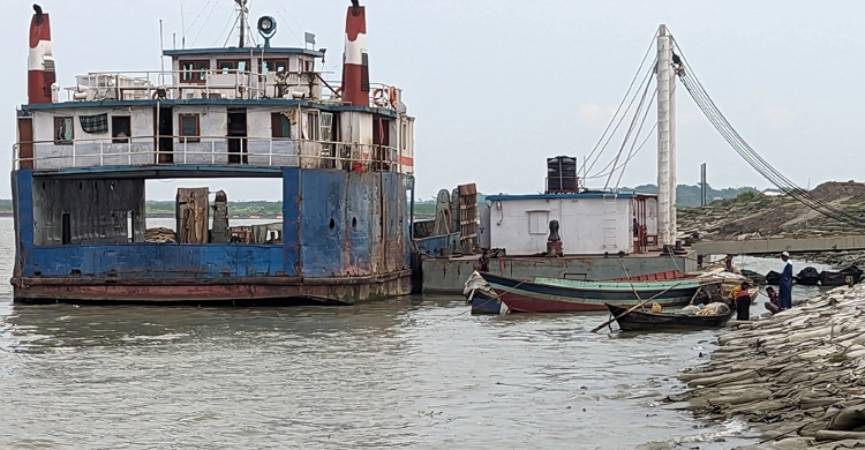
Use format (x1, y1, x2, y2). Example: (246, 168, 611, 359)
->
(60, 69, 402, 110)
(12, 136, 405, 173)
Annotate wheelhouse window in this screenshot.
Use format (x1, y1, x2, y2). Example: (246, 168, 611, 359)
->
(79, 113, 109, 134)
(217, 59, 249, 75)
(271, 113, 291, 139)
(53, 116, 74, 144)
(179, 60, 209, 83)
(179, 114, 200, 143)
(111, 116, 131, 143)
(260, 59, 289, 76)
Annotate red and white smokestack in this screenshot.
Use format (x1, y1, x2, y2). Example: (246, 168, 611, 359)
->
(28, 4, 56, 104)
(340, 0, 369, 106)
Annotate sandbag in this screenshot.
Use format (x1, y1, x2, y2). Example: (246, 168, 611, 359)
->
(841, 265, 863, 284)
(820, 271, 851, 287)
(742, 269, 767, 285)
(697, 302, 731, 316)
(796, 267, 821, 286)
(828, 405, 865, 431)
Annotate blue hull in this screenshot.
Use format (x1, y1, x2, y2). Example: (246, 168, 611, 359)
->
(11, 167, 412, 304)
(470, 291, 503, 315)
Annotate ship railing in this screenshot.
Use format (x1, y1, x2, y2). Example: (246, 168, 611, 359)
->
(12, 136, 404, 173)
(61, 70, 400, 110)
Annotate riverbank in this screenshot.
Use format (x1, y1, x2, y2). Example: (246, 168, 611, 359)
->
(670, 284, 865, 449)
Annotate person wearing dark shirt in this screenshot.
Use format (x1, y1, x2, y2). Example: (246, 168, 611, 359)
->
(735, 282, 753, 321)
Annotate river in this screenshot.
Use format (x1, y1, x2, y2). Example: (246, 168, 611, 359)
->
(0, 218, 828, 449)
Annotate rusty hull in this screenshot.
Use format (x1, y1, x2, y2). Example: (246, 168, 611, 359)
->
(12, 270, 411, 304)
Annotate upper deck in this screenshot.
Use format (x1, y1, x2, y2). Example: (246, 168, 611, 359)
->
(17, 2, 415, 177)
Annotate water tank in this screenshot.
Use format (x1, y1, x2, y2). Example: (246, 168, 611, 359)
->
(546, 156, 579, 193)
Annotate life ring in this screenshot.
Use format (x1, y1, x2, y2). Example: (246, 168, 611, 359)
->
(372, 88, 385, 101)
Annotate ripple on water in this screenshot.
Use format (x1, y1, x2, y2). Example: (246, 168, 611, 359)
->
(0, 220, 827, 449)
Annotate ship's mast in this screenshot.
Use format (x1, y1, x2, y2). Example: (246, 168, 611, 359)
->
(236, 0, 248, 47)
(656, 24, 676, 249)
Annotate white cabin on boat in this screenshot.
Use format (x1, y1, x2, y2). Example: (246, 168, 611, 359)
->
(17, 47, 416, 174)
(483, 192, 658, 256)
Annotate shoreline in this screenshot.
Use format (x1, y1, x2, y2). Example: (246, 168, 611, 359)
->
(668, 284, 865, 449)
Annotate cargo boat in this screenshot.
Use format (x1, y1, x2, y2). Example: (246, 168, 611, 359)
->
(11, 2, 416, 304)
(466, 272, 718, 314)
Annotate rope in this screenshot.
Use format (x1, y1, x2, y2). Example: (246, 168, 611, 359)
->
(669, 33, 865, 228)
(583, 31, 659, 176)
(604, 70, 656, 190)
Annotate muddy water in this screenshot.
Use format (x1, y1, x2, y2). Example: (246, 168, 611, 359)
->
(0, 218, 827, 449)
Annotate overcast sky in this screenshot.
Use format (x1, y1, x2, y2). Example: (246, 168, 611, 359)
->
(2, 0, 864, 201)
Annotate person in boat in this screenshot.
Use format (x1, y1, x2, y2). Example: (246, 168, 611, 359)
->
(734, 281, 753, 320)
(779, 252, 794, 310)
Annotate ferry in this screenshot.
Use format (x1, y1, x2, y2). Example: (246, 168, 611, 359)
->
(11, 2, 416, 304)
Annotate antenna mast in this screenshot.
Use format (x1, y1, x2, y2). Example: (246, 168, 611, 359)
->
(236, 0, 248, 47)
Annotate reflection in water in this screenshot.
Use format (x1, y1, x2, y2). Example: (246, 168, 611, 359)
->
(0, 218, 829, 449)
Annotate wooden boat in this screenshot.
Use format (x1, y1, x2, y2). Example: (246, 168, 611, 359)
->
(605, 303, 733, 331)
(470, 272, 718, 314)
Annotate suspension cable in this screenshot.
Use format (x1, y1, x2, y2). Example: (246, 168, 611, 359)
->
(583, 31, 659, 175)
(670, 33, 865, 227)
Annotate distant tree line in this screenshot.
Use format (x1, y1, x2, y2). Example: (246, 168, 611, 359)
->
(0, 186, 757, 218)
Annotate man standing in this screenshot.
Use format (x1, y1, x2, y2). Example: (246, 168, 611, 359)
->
(735, 281, 753, 320)
(779, 252, 794, 310)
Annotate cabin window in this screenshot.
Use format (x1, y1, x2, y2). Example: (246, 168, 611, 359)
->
(303, 60, 313, 73)
(111, 116, 131, 143)
(54, 116, 74, 144)
(79, 113, 109, 134)
(217, 59, 250, 75)
(179, 113, 200, 143)
(306, 112, 320, 141)
(271, 113, 291, 139)
(527, 210, 550, 235)
(180, 60, 209, 83)
(260, 59, 289, 75)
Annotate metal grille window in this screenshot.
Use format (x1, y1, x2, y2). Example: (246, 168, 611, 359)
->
(320, 112, 333, 142)
(79, 113, 108, 134)
(53, 116, 74, 144)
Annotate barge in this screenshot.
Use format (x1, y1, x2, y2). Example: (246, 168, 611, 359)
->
(12, 2, 416, 304)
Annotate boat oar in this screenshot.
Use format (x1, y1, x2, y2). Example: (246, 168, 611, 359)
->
(590, 281, 686, 333)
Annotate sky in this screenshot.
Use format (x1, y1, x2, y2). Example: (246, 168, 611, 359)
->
(2, 0, 864, 201)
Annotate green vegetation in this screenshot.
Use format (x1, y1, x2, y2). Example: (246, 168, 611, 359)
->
(0, 186, 755, 218)
(627, 184, 759, 207)
(146, 200, 284, 218)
